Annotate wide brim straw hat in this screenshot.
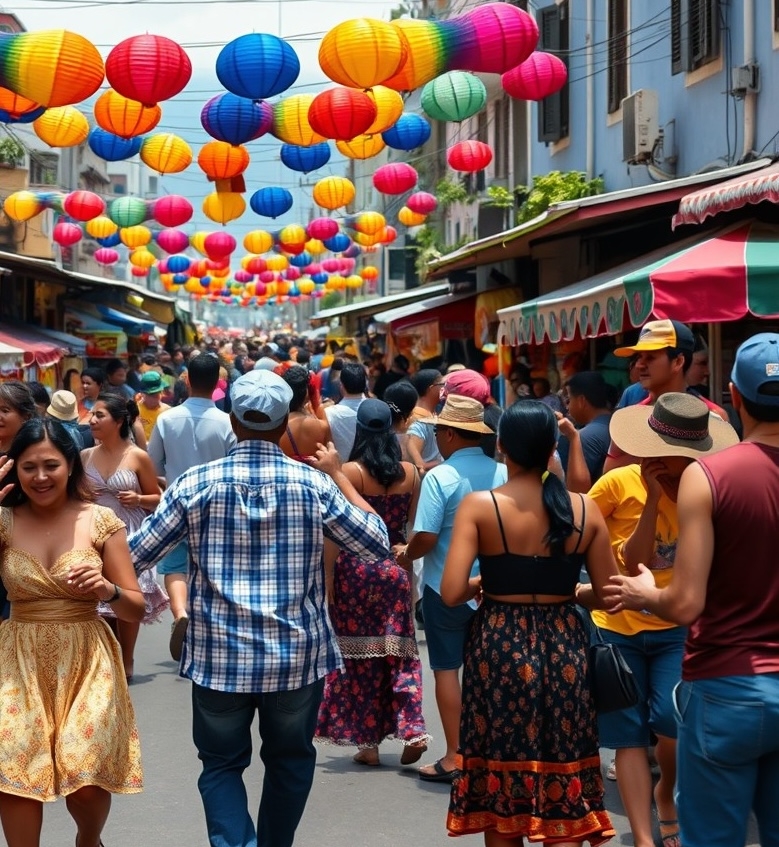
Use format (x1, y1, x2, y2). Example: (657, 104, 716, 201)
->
(609, 392, 739, 459)
(424, 393, 492, 434)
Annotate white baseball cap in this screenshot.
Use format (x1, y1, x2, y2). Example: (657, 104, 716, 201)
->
(231, 369, 292, 431)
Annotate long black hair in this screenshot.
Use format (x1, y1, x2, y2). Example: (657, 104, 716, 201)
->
(96, 392, 139, 440)
(3, 418, 94, 506)
(349, 428, 405, 489)
(499, 401, 574, 554)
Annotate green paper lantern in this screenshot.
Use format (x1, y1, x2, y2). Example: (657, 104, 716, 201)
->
(421, 71, 487, 123)
(108, 196, 148, 228)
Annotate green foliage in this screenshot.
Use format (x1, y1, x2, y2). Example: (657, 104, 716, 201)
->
(434, 176, 473, 210)
(320, 291, 343, 311)
(0, 138, 24, 167)
(412, 225, 472, 282)
(516, 171, 604, 224)
(484, 185, 514, 209)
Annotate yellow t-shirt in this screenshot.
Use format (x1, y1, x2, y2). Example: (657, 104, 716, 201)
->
(138, 401, 168, 442)
(589, 464, 679, 635)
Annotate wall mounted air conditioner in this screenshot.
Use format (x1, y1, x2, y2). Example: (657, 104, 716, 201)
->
(622, 89, 659, 164)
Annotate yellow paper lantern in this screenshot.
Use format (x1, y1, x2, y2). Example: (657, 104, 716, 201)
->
(305, 238, 326, 255)
(243, 230, 273, 254)
(319, 19, 408, 90)
(298, 279, 315, 295)
(94, 89, 161, 138)
(4, 191, 42, 222)
(312, 176, 355, 211)
(398, 206, 427, 227)
(202, 191, 246, 225)
(351, 211, 386, 236)
(191, 232, 213, 256)
(119, 225, 152, 248)
(352, 231, 382, 247)
(271, 95, 325, 147)
(266, 254, 289, 272)
(365, 86, 404, 135)
(184, 278, 203, 293)
(85, 215, 119, 239)
(210, 265, 231, 279)
(345, 274, 364, 289)
(278, 224, 306, 248)
(33, 106, 89, 147)
(140, 133, 193, 174)
(129, 247, 156, 268)
(335, 133, 386, 160)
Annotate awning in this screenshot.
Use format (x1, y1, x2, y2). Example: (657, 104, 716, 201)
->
(672, 160, 779, 228)
(498, 221, 779, 345)
(376, 291, 477, 339)
(0, 324, 67, 367)
(94, 304, 156, 336)
(0, 340, 24, 370)
(29, 325, 87, 356)
(310, 282, 450, 324)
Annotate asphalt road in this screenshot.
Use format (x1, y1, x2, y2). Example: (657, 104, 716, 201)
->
(15, 616, 760, 847)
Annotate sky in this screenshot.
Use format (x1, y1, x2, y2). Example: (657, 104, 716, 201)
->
(9, 0, 406, 235)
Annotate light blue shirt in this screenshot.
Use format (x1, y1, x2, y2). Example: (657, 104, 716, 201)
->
(407, 418, 441, 464)
(325, 396, 363, 460)
(413, 446, 507, 596)
(148, 397, 236, 483)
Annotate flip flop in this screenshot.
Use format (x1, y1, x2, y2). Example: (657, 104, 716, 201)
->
(418, 759, 458, 782)
(400, 742, 427, 765)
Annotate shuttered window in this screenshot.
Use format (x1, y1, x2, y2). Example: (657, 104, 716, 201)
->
(538, 2, 569, 143)
(607, 0, 629, 113)
(671, 0, 720, 74)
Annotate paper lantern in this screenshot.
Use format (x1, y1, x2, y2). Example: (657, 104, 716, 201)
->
(319, 19, 408, 90)
(290, 251, 312, 268)
(203, 192, 246, 225)
(200, 92, 273, 146)
(190, 232, 212, 256)
(335, 134, 385, 160)
(198, 141, 250, 181)
(94, 89, 161, 138)
(360, 265, 379, 281)
(97, 232, 121, 248)
(129, 247, 156, 268)
(0, 87, 43, 123)
(407, 191, 438, 215)
(131, 266, 149, 278)
(364, 86, 404, 135)
(0, 30, 104, 108)
(250, 187, 293, 219)
(501, 52, 568, 101)
(52, 221, 82, 246)
(94, 247, 119, 265)
(109, 196, 148, 228)
(297, 279, 315, 295)
(345, 274, 364, 289)
(308, 88, 377, 141)
(307, 218, 340, 241)
(313, 177, 355, 211)
(63, 190, 105, 222)
(421, 72, 486, 123)
(447, 140, 493, 173)
(216, 33, 300, 101)
(245, 256, 267, 275)
(33, 106, 89, 147)
(271, 95, 325, 147)
(85, 215, 118, 239)
(156, 228, 190, 254)
(278, 224, 306, 250)
(379, 225, 397, 244)
(343, 244, 362, 259)
(266, 255, 289, 272)
(348, 211, 386, 236)
(373, 163, 418, 195)
(243, 230, 273, 254)
(323, 232, 352, 253)
(398, 206, 426, 227)
(204, 231, 237, 260)
(166, 254, 190, 273)
(105, 35, 192, 106)
(153, 195, 193, 227)
(88, 127, 143, 162)
(4, 191, 42, 222)
(141, 134, 192, 174)
(381, 113, 431, 151)
(120, 225, 152, 248)
(460, 4, 538, 75)
(382, 18, 445, 91)
(280, 142, 331, 174)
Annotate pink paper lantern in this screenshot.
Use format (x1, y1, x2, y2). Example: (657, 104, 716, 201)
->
(206, 258, 230, 270)
(501, 52, 568, 101)
(307, 217, 340, 241)
(255, 282, 267, 296)
(234, 269, 253, 283)
(462, 3, 539, 74)
(322, 258, 341, 273)
(373, 162, 418, 195)
(94, 247, 119, 265)
(204, 231, 237, 260)
(259, 271, 275, 283)
(53, 221, 82, 247)
(153, 195, 193, 227)
(157, 228, 190, 254)
(285, 266, 301, 281)
(407, 191, 438, 215)
(157, 259, 169, 274)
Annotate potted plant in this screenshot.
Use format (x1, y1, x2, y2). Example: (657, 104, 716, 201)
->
(0, 138, 25, 168)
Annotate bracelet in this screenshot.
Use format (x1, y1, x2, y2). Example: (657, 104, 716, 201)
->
(107, 584, 121, 603)
(137, 494, 141, 507)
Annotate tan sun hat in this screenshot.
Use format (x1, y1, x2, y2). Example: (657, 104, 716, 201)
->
(609, 392, 739, 459)
(46, 390, 78, 422)
(423, 394, 492, 434)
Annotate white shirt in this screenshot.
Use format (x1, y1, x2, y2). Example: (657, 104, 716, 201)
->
(325, 396, 364, 461)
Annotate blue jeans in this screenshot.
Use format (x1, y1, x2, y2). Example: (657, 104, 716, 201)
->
(674, 674, 779, 847)
(191, 678, 325, 847)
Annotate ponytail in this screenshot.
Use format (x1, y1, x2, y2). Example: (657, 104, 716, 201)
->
(540, 468, 575, 554)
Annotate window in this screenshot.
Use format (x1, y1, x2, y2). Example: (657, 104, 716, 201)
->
(493, 95, 510, 178)
(538, 1, 570, 143)
(671, 0, 720, 74)
(28, 153, 58, 186)
(774, 0, 779, 31)
(607, 0, 629, 113)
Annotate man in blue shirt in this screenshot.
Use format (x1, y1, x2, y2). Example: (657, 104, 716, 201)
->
(130, 369, 390, 847)
(397, 395, 507, 782)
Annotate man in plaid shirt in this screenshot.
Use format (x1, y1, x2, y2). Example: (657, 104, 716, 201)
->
(131, 369, 390, 847)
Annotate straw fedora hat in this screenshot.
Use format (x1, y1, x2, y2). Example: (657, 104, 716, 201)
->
(46, 390, 79, 422)
(609, 392, 739, 459)
(424, 394, 492, 434)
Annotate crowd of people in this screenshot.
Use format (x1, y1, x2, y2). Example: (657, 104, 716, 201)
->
(0, 319, 776, 847)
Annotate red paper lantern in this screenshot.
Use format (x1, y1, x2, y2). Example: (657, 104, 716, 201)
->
(53, 221, 82, 246)
(372, 162, 418, 195)
(307, 88, 377, 141)
(406, 191, 438, 215)
(379, 225, 398, 244)
(63, 190, 105, 222)
(246, 256, 267, 275)
(447, 140, 493, 173)
(501, 52, 568, 101)
(131, 266, 149, 277)
(306, 217, 340, 241)
(153, 195, 193, 228)
(106, 35, 193, 107)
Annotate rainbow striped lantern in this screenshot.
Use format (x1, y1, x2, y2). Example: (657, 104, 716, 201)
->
(216, 33, 300, 101)
(3, 190, 43, 222)
(271, 95, 324, 147)
(0, 30, 104, 108)
(381, 18, 448, 91)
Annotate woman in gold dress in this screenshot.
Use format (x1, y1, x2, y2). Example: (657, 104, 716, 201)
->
(0, 418, 145, 847)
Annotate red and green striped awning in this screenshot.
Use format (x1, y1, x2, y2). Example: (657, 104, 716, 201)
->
(498, 221, 779, 346)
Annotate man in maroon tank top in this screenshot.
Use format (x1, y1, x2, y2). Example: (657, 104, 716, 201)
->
(606, 332, 779, 847)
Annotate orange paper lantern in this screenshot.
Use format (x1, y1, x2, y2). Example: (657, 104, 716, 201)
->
(312, 176, 355, 211)
(319, 19, 408, 89)
(202, 191, 246, 225)
(94, 89, 161, 138)
(198, 141, 250, 181)
(335, 133, 385, 160)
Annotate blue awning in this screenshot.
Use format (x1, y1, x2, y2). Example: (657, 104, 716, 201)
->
(28, 325, 87, 356)
(95, 305, 155, 336)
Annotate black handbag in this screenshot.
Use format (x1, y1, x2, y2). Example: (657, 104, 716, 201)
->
(589, 628, 640, 713)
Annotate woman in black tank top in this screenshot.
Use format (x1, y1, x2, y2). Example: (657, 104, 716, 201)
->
(440, 401, 618, 845)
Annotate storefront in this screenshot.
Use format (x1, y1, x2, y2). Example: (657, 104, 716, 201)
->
(0, 322, 85, 388)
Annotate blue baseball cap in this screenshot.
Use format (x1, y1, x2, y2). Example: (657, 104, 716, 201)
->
(731, 332, 779, 407)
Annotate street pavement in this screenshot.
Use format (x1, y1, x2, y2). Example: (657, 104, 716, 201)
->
(19, 616, 760, 847)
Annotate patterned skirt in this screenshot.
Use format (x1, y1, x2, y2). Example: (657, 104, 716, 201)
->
(447, 600, 614, 845)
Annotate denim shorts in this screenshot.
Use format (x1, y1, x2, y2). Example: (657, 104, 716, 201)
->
(595, 625, 686, 747)
(156, 542, 189, 575)
(421, 585, 475, 671)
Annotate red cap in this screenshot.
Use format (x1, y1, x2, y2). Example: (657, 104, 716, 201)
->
(444, 369, 491, 405)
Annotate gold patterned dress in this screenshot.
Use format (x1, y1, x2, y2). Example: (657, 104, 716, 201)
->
(0, 504, 143, 801)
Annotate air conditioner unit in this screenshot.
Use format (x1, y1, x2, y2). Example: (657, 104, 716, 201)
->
(622, 89, 659, 164)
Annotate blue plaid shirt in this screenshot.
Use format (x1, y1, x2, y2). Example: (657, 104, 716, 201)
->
(129, 440, 390, 693)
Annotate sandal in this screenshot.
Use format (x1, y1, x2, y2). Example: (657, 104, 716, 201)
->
(658, 818, 681, 847)
(400, 742, 427, 765)
(353, 748, 380, 766)
(418, 758, 459, 782)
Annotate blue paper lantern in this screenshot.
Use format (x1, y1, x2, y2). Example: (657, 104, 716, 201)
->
(0, 105, 45, 124)
(250, 187, 293, 219)
(280, 142, 331, 174)
(381, 113, 432, 151)
(323, 232, 351, 253)
(343, 244, 362, 259)
(217, 33, 300, 101)
(173, 273, 190, 285)
(289, 250, 312, 268)
(97, 232, 121, 247)
(200, 93, 273, 146)
(200, 276, 211, 287)
(167, 254, 191, 273)
(88, 127, 143, 162)
(311, 272, 329, 285)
